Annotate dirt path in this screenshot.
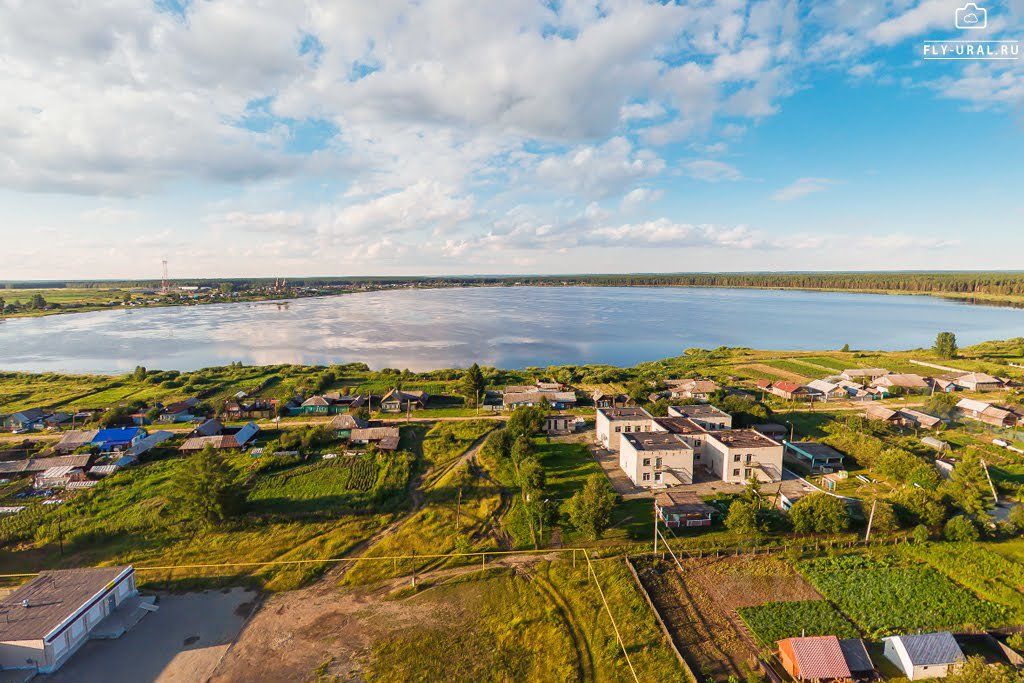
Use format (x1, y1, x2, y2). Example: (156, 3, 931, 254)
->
(528, 567, 596, 681)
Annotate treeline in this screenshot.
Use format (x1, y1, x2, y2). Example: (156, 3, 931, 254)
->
(7, 271, 1024, 297)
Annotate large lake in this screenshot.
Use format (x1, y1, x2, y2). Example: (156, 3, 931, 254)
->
(1, 286, 1023, 374)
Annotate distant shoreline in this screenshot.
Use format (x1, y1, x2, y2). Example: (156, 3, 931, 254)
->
(4, 278, 1024, 321)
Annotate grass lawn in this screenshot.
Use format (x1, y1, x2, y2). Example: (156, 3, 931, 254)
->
(0, 444, 416, 592)
(365, 559, 687, 682)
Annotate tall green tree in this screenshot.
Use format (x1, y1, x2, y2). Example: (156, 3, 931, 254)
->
(458, 363, 486, 407)
(507, 405, 546, 440)
(724, 499, 761, 534)
(933, 331, 958, 358)
(565, 474, 616, 540)
(944, 450, 992, 519)
(173, 446, 245, 526)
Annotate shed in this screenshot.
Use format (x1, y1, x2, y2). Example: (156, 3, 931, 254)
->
(777, 636, 873, 680)
(883, 631, 965, 681)
(785, 441, 845, 472)
(654, 491, 715, 529)
(921, 436, 949, 452)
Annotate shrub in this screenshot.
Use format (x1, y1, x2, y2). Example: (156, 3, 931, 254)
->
(944, 515, 980, 542)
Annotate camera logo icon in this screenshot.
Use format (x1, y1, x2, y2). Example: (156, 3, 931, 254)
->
(955, 3, 987, 29)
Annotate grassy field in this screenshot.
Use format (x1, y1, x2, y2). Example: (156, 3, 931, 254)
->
(365, 559, 688, 682)
(0, 441, 416, 591)
(739, 599, 859, 645)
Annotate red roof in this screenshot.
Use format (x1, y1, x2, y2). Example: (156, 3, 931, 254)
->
(774, 381, 802, 393)
(755, 379, 772, 388)
(782, 636, 852, 680)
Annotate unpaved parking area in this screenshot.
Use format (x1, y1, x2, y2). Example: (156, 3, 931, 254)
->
(46, 587, 256, 683)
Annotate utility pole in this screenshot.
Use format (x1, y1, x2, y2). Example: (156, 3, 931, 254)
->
(455, 487, 462, 532)
(864, 499, 877, 542)
(653, 498, 659, 555)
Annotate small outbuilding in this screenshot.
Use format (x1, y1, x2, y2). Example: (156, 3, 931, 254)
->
(883, 631, 965, 681)
(654, 491, 715, 529)
(785, 441, 846, 472)
(778, 635, 874, 682)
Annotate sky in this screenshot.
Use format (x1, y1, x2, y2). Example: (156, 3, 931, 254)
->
(1, 0, 1023, 279)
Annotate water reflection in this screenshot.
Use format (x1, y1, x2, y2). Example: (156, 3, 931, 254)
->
(1, 287, 1023, 374)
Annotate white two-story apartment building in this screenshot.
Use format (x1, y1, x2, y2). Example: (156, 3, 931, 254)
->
(701, 429, 783, 484)
(619, 431, 695, 487)
(596, 407, 657, 451)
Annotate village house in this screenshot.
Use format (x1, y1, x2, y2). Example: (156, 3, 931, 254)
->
(380, 389, 430, 413)
(865, 404, 901, 425)
(871, 373, 931, 396)
(329, 413, 368, 435)
(54, 429, 99, 454)
(956, 398, 1021, 428)
(157, 398, 200, 423)
(293, 393, 368, 416)
(806, 379, 848, 401)
(929, 377, 960, 393)
(91, 427, 146, 453)
(179, 422, 259, 452)
(502, 383, 577, 410)
(758, 380, 821, 402)
(591, 391, 633, 409)
(543, 414, 575, 435)
(223, 397, 278, 420)
(655, 491, 715, 529)
(897, 409, 943, 431)
(349, 426, 401, 451)
(778, 635, 874, 682)
(663, 378, 720, 401)
(666, 404, 732, 430)
(0, 455, 93, 479)
(953, 372, 1004, 392)
(883, 631, 965, 681)
(33, 466, 88, 490)
(619, 431, 695, 487)
(0, 566, 149, 674)
(595, 407, 656, 451)
(3, 408, 51, 432)
(841, 367, 889, 381)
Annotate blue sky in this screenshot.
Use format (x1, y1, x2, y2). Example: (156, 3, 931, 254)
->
(1, 0, 1022, 278)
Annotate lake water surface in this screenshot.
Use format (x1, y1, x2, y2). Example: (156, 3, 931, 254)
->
(2, 286, 1023, 374)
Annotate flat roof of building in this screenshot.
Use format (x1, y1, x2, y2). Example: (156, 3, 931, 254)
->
(598, 407, 653, 420)
(0, 566, 131, 642)
(622, 431, 692, 452)
(709, 429, 780, 449)
(654, 417, 707, 435)
(669, 404, 729, 418)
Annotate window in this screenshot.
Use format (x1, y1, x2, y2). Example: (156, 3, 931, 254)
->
(744, 468, 751, 478)
(745, 454, 752, 463)
(694, 453, 701, 460)
(615, 426, 621, 433)
(642, 473, 650, 481)
(642, 458, 651, 466)
(624, 425, 632, 432)
(655, 457, 662, 468)
(732, 468, 740, 477)
(733, 453, 740, 462)
(654, 472, 662, 482)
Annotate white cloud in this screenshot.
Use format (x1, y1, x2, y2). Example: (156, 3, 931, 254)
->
(771, 177, 836, 201)
(535, 137, 665, 198)
(683, 159, 744, 183)
(620, 187, 664, 211)
(870, 0, 952, 46)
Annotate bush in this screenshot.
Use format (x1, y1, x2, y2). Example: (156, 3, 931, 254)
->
(944, 515, 980, 542)
(789, 494, 848, 534)
(912, 524, 931, 544)
(725, 500, 761, 534)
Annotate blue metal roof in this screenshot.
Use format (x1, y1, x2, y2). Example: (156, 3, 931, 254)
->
(92, 427, 144, 444)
